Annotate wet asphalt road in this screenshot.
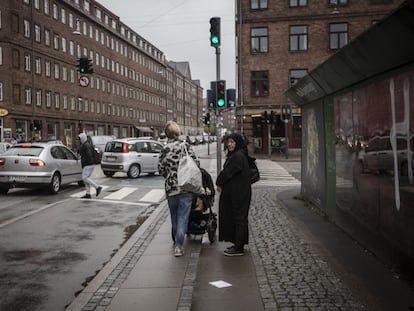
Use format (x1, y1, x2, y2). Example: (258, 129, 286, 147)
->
(0, 169, 164, 311)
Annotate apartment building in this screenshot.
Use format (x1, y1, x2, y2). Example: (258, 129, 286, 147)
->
(0, 0, 203, 149)
(235, 0, 404, 153)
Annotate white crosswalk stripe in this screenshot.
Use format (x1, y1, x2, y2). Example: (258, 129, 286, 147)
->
(70, 186, 165, 203)
(254, 160, 300, 187)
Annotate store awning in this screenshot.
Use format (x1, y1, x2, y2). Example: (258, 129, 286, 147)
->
(135, 126, 153, 133)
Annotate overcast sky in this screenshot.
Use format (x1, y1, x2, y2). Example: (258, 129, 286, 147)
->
(97, 0, 236, 97)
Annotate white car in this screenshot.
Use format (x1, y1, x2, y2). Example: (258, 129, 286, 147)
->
(100, 138, 163, 178)
(0, 142, 83, 194)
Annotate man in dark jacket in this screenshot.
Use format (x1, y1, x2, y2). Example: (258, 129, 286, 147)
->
(78, 133, 102, 199)
(216, 133, 252, 256)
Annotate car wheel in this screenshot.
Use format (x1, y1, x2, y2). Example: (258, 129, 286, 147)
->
(49, 173, 61, 194)
(103, 171, 115, 177)
(0, 185, 10, 195)
(127, 164, 140, 178)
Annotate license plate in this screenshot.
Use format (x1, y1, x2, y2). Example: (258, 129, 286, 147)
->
(8, 176, 26, 182)
(106, 156, 116, 162)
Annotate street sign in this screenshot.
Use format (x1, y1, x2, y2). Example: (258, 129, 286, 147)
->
(79, 75, 90, 87)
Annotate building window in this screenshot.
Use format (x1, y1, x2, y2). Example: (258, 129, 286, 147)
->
(0, 82, 3, 101)
(45, 61, 51, 77)
(44, 0, 49, 15)
(53, 3, 58, 20)
(290, 25, 307, 51)
(35, 57, 41, 74)
(34, 0, 40, 9)
(251, 28, 268, 53)
(54, 93, 60, 109)
(54, 63, 59, 79)
(61, 8, 66, 24)
(0, 47, 2, 65)
(289, 69, 308, 86)
(25, 87, 31, 105)
(330, 22, 348, 50)
(24, 54, 31, 71)
(62, 37, 67, 53)
(24, 19, 30, 38)
(62, 66, 67, 81)
(70, 96, 75, 110)
(46, 91, 51, 107)
(251, 0, 268, 9)
(34, 24, 41, 42)
(53, 34, 59, 50)
(329, 0, 348, 5)
(45, 29, 50, 46)
(63, 95, 68, 109)
(251, 71, 269, 97)
(290, 0, 307, 7)
(36, 89, 42, 106)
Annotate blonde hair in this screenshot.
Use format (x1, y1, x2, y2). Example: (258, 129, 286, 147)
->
(165, 120, 180, 139)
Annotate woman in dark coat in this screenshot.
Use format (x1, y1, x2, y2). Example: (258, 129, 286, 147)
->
(216, 133, 252, 256)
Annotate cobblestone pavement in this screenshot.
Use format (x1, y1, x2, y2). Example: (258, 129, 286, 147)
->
(249, 187, 364, 310)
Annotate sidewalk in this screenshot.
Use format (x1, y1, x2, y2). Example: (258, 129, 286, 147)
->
(67, 159, 414, 311)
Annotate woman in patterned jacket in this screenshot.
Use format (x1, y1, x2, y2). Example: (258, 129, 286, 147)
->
(158, 121, 199, 257)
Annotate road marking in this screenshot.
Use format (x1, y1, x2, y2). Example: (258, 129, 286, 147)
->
(103, 187, 137, 200)
(140, 189, 165, 203)
(71, 185, 110, 198)
(0, 200, 66, 229)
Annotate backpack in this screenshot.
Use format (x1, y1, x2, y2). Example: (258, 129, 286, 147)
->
(248, 156, 260, 184)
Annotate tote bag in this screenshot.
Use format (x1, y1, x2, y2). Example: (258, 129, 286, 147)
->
(177, 143, 202, 194)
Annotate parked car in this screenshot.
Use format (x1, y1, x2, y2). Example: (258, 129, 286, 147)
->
(100, 138, 163, 178)
(0, 142, 83, 194)
(358, 135, 413, 175)
(88, 135, 115, 153)
(0, 142, 11, 154)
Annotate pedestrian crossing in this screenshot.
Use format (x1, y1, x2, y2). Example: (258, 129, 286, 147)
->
(70, 186, 166, 204)
(254, 160, 301, 187)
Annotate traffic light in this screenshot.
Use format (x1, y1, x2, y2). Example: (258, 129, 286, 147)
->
(209, 17, 221, 47)
(216, 80, 226, 109)
(204, 113, 211, 126)
(226, 89, 236, 109)
(33, 120, 42, 131)
(77, 57, 93, 74)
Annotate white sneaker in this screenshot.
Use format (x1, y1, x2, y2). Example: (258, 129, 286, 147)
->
(174, 246, 184, 257)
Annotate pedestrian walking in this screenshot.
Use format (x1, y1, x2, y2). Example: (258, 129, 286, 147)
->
(216, 133, 252, 256)
(158, 121, 199, 257)
(78, 133, 102, 199)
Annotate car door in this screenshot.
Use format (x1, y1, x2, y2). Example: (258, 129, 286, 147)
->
(135, 141, 153, 172)
(148, 142, 163, 171)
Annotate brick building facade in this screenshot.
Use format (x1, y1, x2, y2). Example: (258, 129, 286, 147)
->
(0, 0, 203, 149)
(235, 0, 403, 153)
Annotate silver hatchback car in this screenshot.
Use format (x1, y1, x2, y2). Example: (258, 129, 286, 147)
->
(100, 138, 163, 178)
(0, 142, 83, 194)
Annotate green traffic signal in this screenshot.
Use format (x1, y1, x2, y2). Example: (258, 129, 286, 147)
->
(209, 17, 220, 47)
(217, 98, 225, 107)
(210, 35, 219, 45)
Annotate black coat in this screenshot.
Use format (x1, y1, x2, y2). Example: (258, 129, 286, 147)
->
(79, 141, 95, 168)
(216, 148, 251, 246)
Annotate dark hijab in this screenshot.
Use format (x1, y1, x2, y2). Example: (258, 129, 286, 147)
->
(227, 133, 247, 156)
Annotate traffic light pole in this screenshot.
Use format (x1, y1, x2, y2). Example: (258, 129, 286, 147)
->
(215, 47, 222, 174)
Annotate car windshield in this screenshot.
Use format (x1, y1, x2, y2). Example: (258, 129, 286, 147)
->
(3, 145, 44, 156)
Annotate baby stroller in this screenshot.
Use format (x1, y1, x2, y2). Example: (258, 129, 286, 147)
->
(187, 167, 217, 243)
